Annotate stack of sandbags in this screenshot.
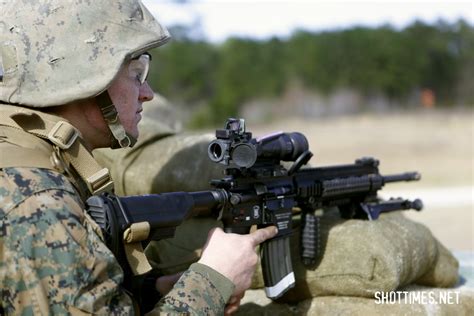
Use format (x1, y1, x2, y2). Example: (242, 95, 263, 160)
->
(251, 209, 459, 302)
(236, 285, 474, 315)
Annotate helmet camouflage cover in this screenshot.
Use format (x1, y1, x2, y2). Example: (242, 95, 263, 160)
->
(0, 0, 170, 107)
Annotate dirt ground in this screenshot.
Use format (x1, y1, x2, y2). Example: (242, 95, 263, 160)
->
(243, 109, 473, 251)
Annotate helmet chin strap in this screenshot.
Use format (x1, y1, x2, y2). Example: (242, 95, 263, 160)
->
(95, 91, 138, 149)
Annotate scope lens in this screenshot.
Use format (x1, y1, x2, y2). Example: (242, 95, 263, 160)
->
(208, 141, 223, 162)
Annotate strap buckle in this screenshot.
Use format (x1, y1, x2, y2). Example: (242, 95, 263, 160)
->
(100, 103, 119, 124)
(48, 121, 79, 149)
(86, 168, 114, 195)
(123, 222, 153, 275)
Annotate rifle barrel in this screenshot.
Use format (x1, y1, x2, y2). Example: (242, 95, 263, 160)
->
(383, 172, 421, 183)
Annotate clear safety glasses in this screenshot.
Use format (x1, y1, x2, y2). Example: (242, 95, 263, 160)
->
(128, 53, 151, 85)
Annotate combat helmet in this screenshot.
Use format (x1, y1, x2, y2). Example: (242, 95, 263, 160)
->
(0, 0, 170, 148)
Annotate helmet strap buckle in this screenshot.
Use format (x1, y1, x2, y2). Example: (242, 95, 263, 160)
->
(96, 91, 136, 149)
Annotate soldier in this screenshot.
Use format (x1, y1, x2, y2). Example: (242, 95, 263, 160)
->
(0, 0, 276, 315)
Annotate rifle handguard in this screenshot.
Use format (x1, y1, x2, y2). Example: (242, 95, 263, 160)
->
(301, 211, 320, 266)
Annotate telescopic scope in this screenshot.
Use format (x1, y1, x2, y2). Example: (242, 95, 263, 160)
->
(208, 118, 309, 168)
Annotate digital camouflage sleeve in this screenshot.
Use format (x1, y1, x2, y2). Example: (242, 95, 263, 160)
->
(0, 167, 232, 315)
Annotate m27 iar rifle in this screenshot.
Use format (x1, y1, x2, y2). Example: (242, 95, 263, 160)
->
(86, 118, 423, 300)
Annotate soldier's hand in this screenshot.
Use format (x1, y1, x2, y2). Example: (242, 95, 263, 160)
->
(198, 226, 278, 297)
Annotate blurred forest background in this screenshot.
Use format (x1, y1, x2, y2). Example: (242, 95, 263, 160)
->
(147, 19, 473, 127)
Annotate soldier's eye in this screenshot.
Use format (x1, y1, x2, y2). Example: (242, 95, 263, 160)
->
(128, 53, 150, 85)
(136, 73, 144, 83)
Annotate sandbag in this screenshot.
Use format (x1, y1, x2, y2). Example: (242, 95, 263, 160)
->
(95, 137, 224, 274)
(236, 286, 474, 316)
(94, 95, 225, 274)
(416, 240, 461, 288)
(145, 218, 223, 275)
(250, 209, 459, 302)
(103, 132, 225, 195)
(94, 93, 226, 196)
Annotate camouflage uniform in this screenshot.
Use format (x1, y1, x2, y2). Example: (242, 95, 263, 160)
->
(0, 0, 232, 314)
(0, 164, 233, 315)
(0, 167, 133, 314)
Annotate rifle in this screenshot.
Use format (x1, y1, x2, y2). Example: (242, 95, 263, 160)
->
(86, 118, 423, 300)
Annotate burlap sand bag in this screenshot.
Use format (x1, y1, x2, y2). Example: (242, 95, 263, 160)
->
(94, 96, 225, 274)
(250, 208, 459, 302)
(96, 136, 224, 273)
(144, 218, 223, 275)
(299, 286, 473, 316)
(94, 94, 226, 195)
(103, 132, 225, 273)
(114, 132, 226, 273)
(416, 240, 461, 288)
(237, 285, 474, 316)
(104, 132, 225, 194)
(95, 94, 226, 195)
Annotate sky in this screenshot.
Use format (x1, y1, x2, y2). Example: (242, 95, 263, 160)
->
(143, 0, 473, 42)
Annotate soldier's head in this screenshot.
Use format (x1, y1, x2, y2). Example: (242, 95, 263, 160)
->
(0, 0, 170, 149)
